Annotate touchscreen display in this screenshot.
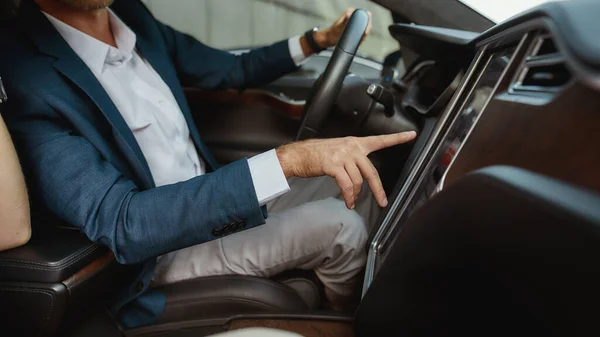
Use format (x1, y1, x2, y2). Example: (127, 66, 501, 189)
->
(411, 47, 516, 213)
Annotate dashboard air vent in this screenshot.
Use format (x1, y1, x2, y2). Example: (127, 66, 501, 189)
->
(513, 33, 571, 93)
(535, 35, 557, 55)
(521, 63, 570, 87)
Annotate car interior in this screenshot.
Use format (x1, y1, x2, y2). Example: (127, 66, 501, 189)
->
(1, 0, 600, 336)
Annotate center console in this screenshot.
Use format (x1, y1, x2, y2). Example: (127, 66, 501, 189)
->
(363, 29, 528, 292)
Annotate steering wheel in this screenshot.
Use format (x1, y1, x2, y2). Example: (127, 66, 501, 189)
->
(296, 9, 371, 140)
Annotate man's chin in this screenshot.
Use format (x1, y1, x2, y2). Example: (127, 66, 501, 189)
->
(56, 0, 114, 10)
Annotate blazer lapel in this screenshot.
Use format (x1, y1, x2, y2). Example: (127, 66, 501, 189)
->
(18, 0, 155, 188)
(135, 36, 220, 171)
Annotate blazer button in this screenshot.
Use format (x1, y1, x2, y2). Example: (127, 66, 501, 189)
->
(212, 228, 222, 237)
(236, 221, 245, 230)
(136, 281, 144, 292)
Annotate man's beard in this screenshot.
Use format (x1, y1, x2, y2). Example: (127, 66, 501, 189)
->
(56, 0, 114, 10)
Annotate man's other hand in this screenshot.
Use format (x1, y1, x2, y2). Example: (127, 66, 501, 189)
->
(314, 8, 373, 49)
(276, 131, 417, 210)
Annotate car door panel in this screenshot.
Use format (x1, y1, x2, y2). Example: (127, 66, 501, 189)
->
(184, 52, 385, 165)
(185, 88, 303, 164)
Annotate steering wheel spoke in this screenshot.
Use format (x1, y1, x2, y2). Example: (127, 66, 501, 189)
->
(296, 9, 371, 140)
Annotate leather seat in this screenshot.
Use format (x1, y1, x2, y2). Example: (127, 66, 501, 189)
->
(0, 227, 135, 337)
(155, 276, 316, 324)
(0, 225, 319, 336)
(209, 328, 302, 337)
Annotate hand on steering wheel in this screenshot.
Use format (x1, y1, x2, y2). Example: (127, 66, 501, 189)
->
(296, 9, 372, 140)
(316, 8, 373, 50)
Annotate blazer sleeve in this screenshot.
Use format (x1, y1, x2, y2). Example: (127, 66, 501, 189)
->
(146, 12, 299, 90)
(2, 85, 266, 265)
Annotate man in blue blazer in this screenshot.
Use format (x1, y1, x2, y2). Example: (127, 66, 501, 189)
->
(0, 0, 416, 328)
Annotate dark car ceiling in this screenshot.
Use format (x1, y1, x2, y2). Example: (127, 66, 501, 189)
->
(372, 0, 494, 33)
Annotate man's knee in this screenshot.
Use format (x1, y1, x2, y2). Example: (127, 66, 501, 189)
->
(320, 198, 369, 251)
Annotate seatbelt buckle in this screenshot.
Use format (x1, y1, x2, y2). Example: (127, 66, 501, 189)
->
(0, 77, 7, 104)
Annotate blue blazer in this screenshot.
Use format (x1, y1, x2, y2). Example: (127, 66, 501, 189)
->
(0, 0, 298, 328)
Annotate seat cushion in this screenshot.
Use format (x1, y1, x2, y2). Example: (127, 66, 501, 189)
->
(210, 328, 302, 337)
(155, 275, 316, 324)
(0, 227, 107, 283)
(280, 277, 320, 310)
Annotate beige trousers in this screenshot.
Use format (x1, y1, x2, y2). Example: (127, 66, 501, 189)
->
(152, 176, 379, 297)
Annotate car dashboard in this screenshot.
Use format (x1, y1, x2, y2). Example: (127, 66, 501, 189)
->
(364, 0, 600, 294)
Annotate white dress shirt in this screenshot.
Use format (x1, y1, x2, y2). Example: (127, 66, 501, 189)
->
(44, 10, 306, 205)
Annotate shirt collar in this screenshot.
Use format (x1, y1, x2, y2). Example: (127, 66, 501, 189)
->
(43, 9, 137, 74)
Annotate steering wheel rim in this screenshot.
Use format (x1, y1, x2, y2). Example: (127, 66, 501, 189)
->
(295, 9, 371, 140)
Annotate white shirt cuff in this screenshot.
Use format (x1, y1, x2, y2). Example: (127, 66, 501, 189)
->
(248, 149, 290, 206)
(288, 36, 308, 66)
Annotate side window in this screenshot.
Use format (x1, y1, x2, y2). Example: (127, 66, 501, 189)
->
(141, 0, 399, 63)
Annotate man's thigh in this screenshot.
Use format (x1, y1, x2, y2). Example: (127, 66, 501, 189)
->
(268, 176, 380, 230)
(152, 197, 367, 289)
(267, 177, 340, 212)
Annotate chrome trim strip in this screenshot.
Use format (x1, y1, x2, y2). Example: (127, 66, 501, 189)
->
(317, 50, 384, 71)
(530, 33, 551, 57)
(270, 92, 307, 106)
(362, 49, 488, 297)
(525, 53, 564, 67)
(0, 77, 7, 104)
(229, 48, 384, 71)
(376, 55, 493, 249)
(438, 35, 529, 191)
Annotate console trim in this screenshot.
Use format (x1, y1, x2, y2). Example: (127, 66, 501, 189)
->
(362, 48, 487, 297)
(438, 34, 529, 191)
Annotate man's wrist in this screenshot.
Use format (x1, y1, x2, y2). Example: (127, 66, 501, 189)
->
(299, 29, 331, 57)
(313, 29, 329, 49)
(275, 145, 294, 179)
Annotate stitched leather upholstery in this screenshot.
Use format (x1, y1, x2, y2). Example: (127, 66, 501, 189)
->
(155, 276, 312, 324)
(0, 227, 107, 283)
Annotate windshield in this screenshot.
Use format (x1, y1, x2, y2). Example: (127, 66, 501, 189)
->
(460, 0, 563, 23)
